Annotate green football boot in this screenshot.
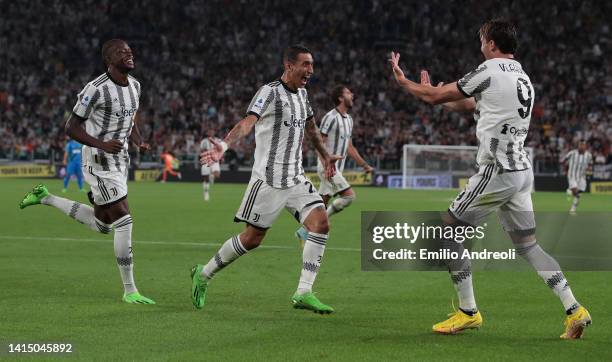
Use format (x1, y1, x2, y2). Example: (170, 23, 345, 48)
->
(122, 292, 156, 305)
(190, 264, 208, 310)
(19, 184, 49, 209)
(291, 292, 334, 314)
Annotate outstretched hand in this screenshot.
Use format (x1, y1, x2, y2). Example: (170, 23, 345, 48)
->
(388, 51, 406, 83)
(323, 154, 343, 179)
(420, 70, 444, 88)
(200, 138, 225, 166)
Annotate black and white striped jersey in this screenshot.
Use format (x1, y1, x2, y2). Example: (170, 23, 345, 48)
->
(199, 137, 222, 151)
(563, 149, 592, 180)
(72, 73, 140, 172)
(246, 79, 314, 189)
(318, 108, 353, 173)
(458, 58, 534, 170)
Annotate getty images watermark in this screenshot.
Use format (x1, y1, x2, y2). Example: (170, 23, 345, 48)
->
(361, 211, 612, 271)
(371, 221, 516, 262)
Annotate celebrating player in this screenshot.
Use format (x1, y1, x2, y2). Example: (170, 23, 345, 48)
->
(200, 129, 222, 201)
(388, 19, 590, 338)
(562, 141, 593, 215)
(62, 137, 84, 193)
(19, 39, 155, 305)
(295, 85, 373, 244)
(192, 45, 341, 314)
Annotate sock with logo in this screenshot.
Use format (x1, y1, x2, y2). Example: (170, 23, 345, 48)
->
(201, 235, 248, 279)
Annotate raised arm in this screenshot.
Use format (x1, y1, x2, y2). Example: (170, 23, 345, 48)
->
(200, 114, 258, 165)
(419, 70, 476, 113)
(389, 52, 468, 106)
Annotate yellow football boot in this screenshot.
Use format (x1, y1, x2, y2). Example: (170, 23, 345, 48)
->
(433, 306, 483, 334)
(560, 306, 591, 339)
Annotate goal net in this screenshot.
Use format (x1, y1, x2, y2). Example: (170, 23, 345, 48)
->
(401, 144, 534, 189)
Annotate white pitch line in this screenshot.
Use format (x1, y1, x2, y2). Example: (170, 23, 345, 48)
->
(2, 235, 609, 262)
(0, 235, 361, 252)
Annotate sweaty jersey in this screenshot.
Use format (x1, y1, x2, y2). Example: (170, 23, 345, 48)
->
(317, 108, 353, 173)
(65, 140, 82, 164)
(72, 72, 140, 172)
(563, 149, 592, 180)
(246, 80, 314, 189)
(457, 58, 534, 170)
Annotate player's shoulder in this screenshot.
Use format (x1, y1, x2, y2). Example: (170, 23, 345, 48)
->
(86, 73, 110, 89)
(128, 74, 141, 86)
(261, 80, 282, 92)
(323, 108, 338, 119)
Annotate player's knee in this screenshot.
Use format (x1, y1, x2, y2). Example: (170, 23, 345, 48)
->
(239, 227, 266, 250)
(336, 194, 355, 208)
(309, 216, 330, 234)
(509, 230, 536, 246)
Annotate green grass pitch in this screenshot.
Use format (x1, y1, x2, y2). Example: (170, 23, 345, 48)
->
(1, 178, 611, 360)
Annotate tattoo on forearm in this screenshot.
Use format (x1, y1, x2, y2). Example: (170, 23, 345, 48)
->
(306, 121, 328, 157)
(225, 120, 251, 146)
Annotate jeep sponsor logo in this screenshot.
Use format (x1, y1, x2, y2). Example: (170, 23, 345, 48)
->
(501, 123, 528, 136)
(284, 114, 306, 128)
(116, 106, 137, 118)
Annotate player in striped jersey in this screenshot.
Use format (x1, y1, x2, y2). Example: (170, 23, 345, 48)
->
(191, 45, 341, 314)
(199, 129, 222, 201)
(19, 39, 155, 305)
(389, 19, 590, 338)
(562, 141, 593, 215)
(295, 85, 373, 244)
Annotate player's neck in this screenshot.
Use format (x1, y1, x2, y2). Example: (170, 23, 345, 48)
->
(280, 73, 298, 93)
(107, 67, 129, 87)
(336, 105, 349, 116)
(486, 53, 514, 60)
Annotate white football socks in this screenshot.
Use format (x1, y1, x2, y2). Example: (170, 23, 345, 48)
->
(201, 235, 248, 279)
(42, 194, 111, 233)
(297, 232, 328, 295)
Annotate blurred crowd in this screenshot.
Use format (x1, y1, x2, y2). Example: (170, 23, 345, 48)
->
(1, 0, 610, 173)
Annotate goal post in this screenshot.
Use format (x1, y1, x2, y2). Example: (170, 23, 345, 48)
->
(401, 144, 534, 190)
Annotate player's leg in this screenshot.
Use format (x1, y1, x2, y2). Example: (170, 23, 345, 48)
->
(295, 173, 335, 244)
(191, 224, 265, 308)
(325, 172, 354, 218)
(161, 168, 168, 182)
(211, 165, 220, 185)
(328, 187, 355, 217)
(91, 168, 154, 305)
(288, 182, 334, 314)
(76, 165, 84, 191)
(191, 178, 283, 309)
(433, 164, 502, 334)
(202, 175, 210, 201)
(19, 183, 112, 234)
(500, 171, 590, 339)
(62, 169, 70, 192)
(201, 164, 211, 201)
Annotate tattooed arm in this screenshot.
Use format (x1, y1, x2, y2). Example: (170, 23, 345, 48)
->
(200, 114, 258, 165)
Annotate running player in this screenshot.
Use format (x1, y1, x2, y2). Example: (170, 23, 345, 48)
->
(192, 45, 341, 314)
(19, 39, 155, 305)
(62, 137, 84, 193)
(160, 149, 182, 183)
(562, 140, 593, 215)
(295, 85, 373, 244)
(200, 129, 222, 201)
(388, 18, 590, 339)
